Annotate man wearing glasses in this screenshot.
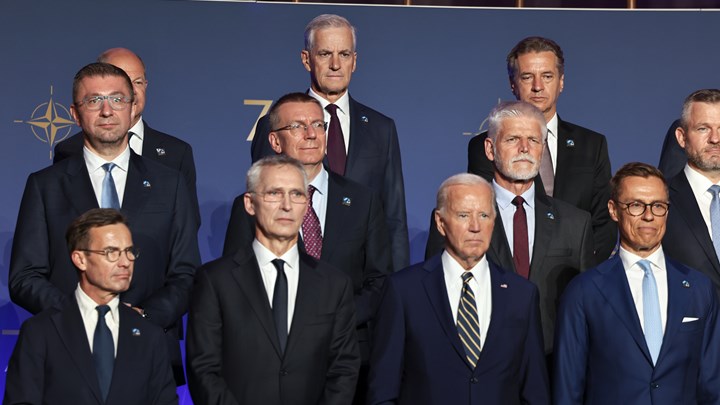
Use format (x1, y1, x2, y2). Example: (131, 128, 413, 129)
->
(187, 155, 360, 405)
(5, 208, 177, 404)
(554, 162, 720, 405)
(663, 89, 720, 297)
(9, 62, 200, 385)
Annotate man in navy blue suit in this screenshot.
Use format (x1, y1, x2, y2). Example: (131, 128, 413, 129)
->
(250, 14, 408, 271)
(367, 173, 549, 405)
(554, 162, 720, 405)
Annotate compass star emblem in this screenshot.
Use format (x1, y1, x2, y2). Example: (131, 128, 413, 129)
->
(15, 86, 76, 159)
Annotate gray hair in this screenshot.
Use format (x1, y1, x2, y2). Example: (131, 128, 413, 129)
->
(487, 100, 548, 143)
(305, 14, 356, 51)
(246, 155, 308, 193)
(436, 173, 495, 216)
(680, 89, 720, 130)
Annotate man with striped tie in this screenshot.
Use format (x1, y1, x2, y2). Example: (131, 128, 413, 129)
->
(367, 172, 549, 405)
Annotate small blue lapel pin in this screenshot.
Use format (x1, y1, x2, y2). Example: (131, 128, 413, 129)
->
(361, 116, 369, 123)
(500, 283, 508, 289)
(132, 328, 141, 336)
(546, 212, 555, 220)
(342, 197, 352, 207)
(156, 148, 166, 156)
(142, 180, 151, 188)
(566, 139, 575, 148)
(682, 280, 690, 288)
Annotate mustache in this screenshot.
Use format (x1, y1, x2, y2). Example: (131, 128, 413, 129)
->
(510, 153, 538, 165)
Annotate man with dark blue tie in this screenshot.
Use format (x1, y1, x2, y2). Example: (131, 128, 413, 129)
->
(554, 162, 720, 405)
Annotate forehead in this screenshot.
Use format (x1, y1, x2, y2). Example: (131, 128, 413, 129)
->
(687, 101, 720, 121)
(76, 75, 132, 97)
(87, 223, 132, 246)
(497, 115, 543, 138)
(617, 176, 668, 201)
(516, 51, 559, 72)
(313, 27, 354, 49)
(446, 184, 493, 209)
(277, 101, 324, 122)
(259, 165, 304, 190)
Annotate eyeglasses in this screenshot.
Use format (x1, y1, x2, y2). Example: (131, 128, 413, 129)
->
(80, 247, 140, 262)
(75, 95, 133, 111)
(271, 121, 328, 135)
(614, 201, 670, 217)
(251, 190, 308, 204)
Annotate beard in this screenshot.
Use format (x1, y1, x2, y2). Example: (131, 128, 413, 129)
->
(687, 147, 720, 173)
(494, 147, 540, 181)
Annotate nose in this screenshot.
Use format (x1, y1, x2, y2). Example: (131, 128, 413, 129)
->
(280, 193, 293, 211)
(468, 215, 481, 232)
(99, 98, 114, 116)
(117, 251, 132, 267)
(641, 205, 655, 221)
(518, 138, 530, 152)
(709, 129, 720, 144)
(305, 124, 318, 139)
(532, 75, 544, 92)
(329, 53, 341, 70)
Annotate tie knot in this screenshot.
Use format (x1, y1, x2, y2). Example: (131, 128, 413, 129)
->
(96, 305, 110, 317)
(462, 272, 474, 283)
(271, 259, 285, 273)
(325, 104, 339, 116)
(637, 259, 653, 275)
(710, 185, 720, 197)
(102, 162, 116, 174)
(307, 185, 317, 198)
(512, 196, 525, 207)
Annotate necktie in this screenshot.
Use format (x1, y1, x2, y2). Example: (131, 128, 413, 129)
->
(512, 196, 530, 278)
(302, 185, 323, 259)
(325, 104, 346, 176)
(457, 272, 481, 368)
(638, 259, 662, 365)
(93, 305, 114, 400)
(271, 259, 288, 354)
(539, 135, 554, 196)
(101, 163, 120, 209)
(709, 185, 720, 261)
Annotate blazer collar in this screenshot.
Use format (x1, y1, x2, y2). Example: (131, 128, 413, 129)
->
(63, 154, 100, 215)
(121, 151, 152, 216)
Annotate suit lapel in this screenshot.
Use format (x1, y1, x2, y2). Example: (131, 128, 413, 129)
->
(344, 97, 363, 176)
(121, 152, 152, 215)
(669, 174, 720, 273)
(139, 122, 159, 160)
(530, 194, 556, 278)
(110, 306, 145, 399)
(64, 155, 99, 214)
(591, 257, 653, 364)
(230, 249, 283, 357)
(284, 254, 320, 358)
(657, 260, 690, 364)
(474, 263, 509, 375)
(421, 257, 469, 367)
(320, 172, 347, 260)
(52, 299, 104, 403)
(489, 212, 514, 272)
(553, 117, 575, 195)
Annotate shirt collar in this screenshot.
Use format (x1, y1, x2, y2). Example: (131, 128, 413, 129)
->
(492, 179, 536, 210)
(618, 245, 665, 272)
(309, 167, 329, 197)
(75, 284, 120, 320)
(441, 250, 490, 285)
(129, 117, 144, 141)
(308, 88, 350, 116)
(252, 239, 300, 271)
(546, 113, 558, 140)
(684, 163, 720, 198)
(83, 143, 131, 173)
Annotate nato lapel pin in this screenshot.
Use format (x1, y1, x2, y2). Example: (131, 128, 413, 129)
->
(156, 148, 166, 156)
(361, 116, 369, 123)
(132, 328, 141, 336)
(682, 280, 690, 288)
(546, 212, 555, 220)
(143, 180, 151, 188)
(342, 197, 352, 207)
(566, 139, 575, 148)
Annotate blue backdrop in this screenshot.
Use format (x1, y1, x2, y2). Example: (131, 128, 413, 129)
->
(1, 0, 717, 402)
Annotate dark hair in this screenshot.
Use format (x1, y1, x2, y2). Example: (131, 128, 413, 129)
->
(680, 89, 720, 130)
(507, 36, 565, 82)
(610, 162, 667, 201)
(72, 62, 134, 104)
(268, 92, 323, 130)
(66, 208, 128, 253)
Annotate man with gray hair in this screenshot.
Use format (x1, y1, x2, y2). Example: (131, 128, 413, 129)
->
(251, 14, 409, 272)
(368, 171, 549, 404)
(187, 155, 360, 405)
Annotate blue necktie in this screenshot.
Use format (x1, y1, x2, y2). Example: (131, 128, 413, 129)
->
(101, 163, 120, 209)
(93, 305, 114, 400)
(271, 259, 288, 354)
(709, 185, 720, 261)
(638, 259, 662, 365)
(457, 272, 481, 368)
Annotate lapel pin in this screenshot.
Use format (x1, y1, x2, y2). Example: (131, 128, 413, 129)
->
(566, 139, 575, 148)
(132, 328, 141, 336)
(500, 283, 508, 289)
(682, 280, 690, 288)
(546, 212, 555, 220)
(143, 180, 151, 188)
(342, 197, 352, 206)
(361, 116, 369, 123)
(156, 148, 166, 156)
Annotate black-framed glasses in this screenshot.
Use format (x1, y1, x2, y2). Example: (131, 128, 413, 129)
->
(614, 200, 670, 217)
(251, 190, 308, 204)
(75, 95, 133, 111)
(80, 247, 139, 262)
(270, 121, 328, 135)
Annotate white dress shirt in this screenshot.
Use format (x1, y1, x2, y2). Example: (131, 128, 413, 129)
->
(546, 113, 559, 173)
(128, 118, 144, 156)
(252, 239, 300, 332)
(309, 89, 351, 154)
(619, 247, 668, 334)
(84, 144, 131, 207)
(683, 164, 720, 238)
(75, 285, 120, 357)
(442, 251, 492, 351)
(493, 180, 536, 260)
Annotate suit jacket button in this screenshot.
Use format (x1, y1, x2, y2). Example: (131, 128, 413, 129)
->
(650, 382, 659, 389)
(280, 369, 288, 376)
(470, 377, 478, 384)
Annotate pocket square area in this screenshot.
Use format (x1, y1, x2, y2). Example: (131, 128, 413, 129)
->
(682, 317, 699, 323)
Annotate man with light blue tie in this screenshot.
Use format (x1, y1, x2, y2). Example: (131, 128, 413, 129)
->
(554, 162, 720, 405)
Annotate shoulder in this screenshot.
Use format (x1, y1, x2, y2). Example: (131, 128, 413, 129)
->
(468, 130, 489, 147)
(349, 97, 395, 125)
(54, 132, 84, 152)
(130, 152, 182, 179)
(667, 257, 714, 288)
(144, 122, 191, 149)
(328, 171, 377, 199)
(543, 195, 592, 222)
(558, 118, 607, 144)
(489, 260, 538, 295)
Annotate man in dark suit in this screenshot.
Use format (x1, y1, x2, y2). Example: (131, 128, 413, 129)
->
(8, 62, 200, 385)
(554, 162, 720, 405)
(467, 37, 615, 261)
(428, 101, 594, 355)
(664, 89, 720, 296)
(367, 172, 549, 405)
(250, 14, 408, 271)
(224, 93, 389, 380)
(53, 47, 199, 224)
(186, 155, 360, 405)
(5, 209, 177, 405)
